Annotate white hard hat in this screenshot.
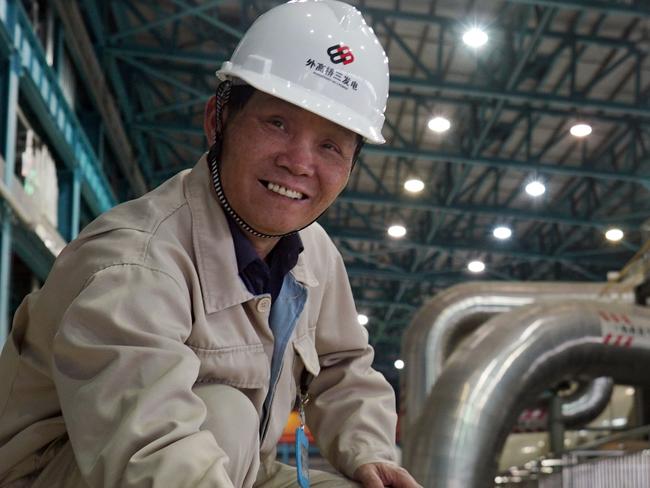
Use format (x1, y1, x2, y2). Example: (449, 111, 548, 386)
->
(217, 0, 389, 144)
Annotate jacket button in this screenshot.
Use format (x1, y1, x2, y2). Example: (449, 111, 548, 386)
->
(256, 296, 272, 313)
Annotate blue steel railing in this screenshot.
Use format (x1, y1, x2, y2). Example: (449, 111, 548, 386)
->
(0, 0, 116, 215)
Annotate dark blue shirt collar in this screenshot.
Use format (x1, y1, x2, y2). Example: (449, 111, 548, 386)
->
(226, 214, 303, 302)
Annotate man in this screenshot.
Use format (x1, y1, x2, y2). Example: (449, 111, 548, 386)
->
(0, 1, 419, 487)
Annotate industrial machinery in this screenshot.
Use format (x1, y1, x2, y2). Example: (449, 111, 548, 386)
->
(401, 236, 650, 487)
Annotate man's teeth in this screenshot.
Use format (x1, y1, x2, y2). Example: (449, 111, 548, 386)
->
(267, 182, 303, 200)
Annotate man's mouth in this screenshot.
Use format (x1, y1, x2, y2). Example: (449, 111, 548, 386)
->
(261, 180, 306, 200)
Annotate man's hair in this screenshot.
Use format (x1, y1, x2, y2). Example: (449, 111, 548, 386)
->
(228, 84, 256, 116)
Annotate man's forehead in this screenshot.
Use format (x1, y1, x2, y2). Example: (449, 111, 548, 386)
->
(250, 91, 356, 141)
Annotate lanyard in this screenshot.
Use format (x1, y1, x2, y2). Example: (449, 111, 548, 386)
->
(296, 371, 313, 488)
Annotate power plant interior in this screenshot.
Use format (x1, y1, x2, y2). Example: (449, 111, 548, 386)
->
(0, 0, 649, 486)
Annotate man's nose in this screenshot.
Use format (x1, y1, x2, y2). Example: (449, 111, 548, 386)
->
(276, 137, 316, 176)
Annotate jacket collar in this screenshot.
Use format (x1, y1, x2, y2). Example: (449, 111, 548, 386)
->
(185, 155, 318, 314)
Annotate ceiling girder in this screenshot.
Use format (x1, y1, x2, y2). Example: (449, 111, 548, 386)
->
(390, 76, 650, 119)
(504, 0, 650, 18)
(336, 192, 647, 230)
(327, 228, 624, 269)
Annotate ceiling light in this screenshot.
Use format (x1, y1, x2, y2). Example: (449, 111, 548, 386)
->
(462, 27, 488, 48)
(525, 180, 546, 197)
(467, 260, 485, 273)
(625, 387, 635, 396)
(427, 116, 451, 133)
(357, 314, 369, 326)
(493, 226, 512, 240)
(570, 123, 592, 138)
(387, 224, 406, 238)
(404, 178, 425, 193)
(394, 359, 405, 370)
(605, 228, 624, 242)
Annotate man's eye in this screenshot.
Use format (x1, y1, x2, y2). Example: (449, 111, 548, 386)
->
(269, 119, 285, 129)
(323, 142, 342, 154)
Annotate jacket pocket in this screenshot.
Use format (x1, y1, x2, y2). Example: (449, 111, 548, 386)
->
(292, 333, 321, 378)
(191, 343, 270, 389)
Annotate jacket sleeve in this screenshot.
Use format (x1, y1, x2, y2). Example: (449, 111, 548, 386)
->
(52, 263, 235, 488)
(305, 250, 399, 478)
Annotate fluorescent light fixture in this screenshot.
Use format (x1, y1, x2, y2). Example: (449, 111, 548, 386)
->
(493, 226, 512, 240)
(387, 224, 407, 238)
(404, 178, 425, 193)
(570, 123, 592, 137)
(357, 314, 369, 326)
(462, 27, 488, 48)
(427, 116, 451, 133)
(605, 228, 624, 242)
(394, 359, 405, 370)
(525, 180, 546, 197)
(467, 260, 485, 273)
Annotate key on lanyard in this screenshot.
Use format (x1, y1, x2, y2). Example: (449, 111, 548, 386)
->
(296, 373, 312, 488)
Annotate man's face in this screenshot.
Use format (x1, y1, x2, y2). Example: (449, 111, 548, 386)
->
(217, 91, 358, 236)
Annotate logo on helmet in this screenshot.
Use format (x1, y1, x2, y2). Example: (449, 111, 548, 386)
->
(327, 44, 355, 65)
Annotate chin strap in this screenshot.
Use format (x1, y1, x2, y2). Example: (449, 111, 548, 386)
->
(207, 141, 297, 239)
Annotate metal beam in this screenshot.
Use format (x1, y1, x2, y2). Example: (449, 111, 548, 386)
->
(328, 227, 625, 270)
(109, 0, 229, 42)
(114, 55, 206, 98)
(0, 0, 116, 214)
(337, 191, 647, 230)
(362, 6, 641, 47)
(504, 0, 650, 17)
(390, 76, 650, 119)
(347, 266, 467, 283)
(105, 45, 224, 65)
(363, 145, 650, 186)
(354, 298, 417, 311)
(168, 0, 243, 40)
(0, 43, 19, 346)
(52, 0, 148, 197)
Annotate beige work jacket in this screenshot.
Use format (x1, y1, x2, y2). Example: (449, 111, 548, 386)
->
(0, 157, 398, 487)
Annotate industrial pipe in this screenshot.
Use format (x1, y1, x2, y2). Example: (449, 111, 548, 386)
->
(400, 282, 632, 440)
(405, 301, 650, 488)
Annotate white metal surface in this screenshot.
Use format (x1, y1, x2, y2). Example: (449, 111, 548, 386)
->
(539, 451, 650, 488)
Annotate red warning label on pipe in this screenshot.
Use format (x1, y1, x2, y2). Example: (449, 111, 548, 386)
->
(598, 310, 650, 347)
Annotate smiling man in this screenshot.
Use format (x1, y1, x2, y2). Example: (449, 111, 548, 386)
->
(212, 91, 358, 256)
(0, 1, 420, 488)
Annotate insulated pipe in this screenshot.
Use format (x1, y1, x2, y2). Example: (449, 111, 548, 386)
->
(561, 376, 614, 428)
(406, 301, 650, 488)
(400, 282, 632, 437)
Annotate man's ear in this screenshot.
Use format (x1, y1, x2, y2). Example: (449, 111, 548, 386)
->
(203, 95, 217, 144)
(203, 95, 231, 145)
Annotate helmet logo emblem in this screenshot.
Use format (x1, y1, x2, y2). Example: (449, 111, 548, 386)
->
(327, 44, 355, 65)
